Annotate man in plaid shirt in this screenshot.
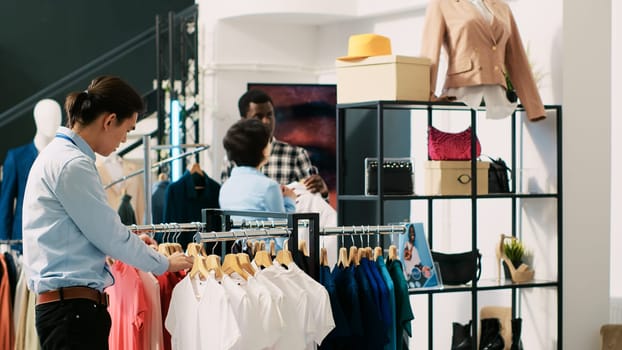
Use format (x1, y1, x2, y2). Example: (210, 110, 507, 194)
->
(220, 89, 329, 198)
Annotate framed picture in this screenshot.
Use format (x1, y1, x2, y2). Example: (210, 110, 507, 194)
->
(398, 223, 440, 288)
(247, 83, 337, 208)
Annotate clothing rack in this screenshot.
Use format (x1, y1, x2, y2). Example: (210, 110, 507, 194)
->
(0, 239, 23, 244)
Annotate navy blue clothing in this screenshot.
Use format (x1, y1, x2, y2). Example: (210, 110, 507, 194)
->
(332, 265, 364, 349)
(162, 171, 220, 248)
(319, 265, 350, 349)
(353, 264, 389, 349)
(117, 194, 137, 225)
(359, 258, 383, 322)
(151, 180, 169, 224)
(387, 258, 415, 350)
(0, 142, 37, 247)
(364, 257, 391, 327)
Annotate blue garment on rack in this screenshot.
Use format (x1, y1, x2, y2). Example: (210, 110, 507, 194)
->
(332, 265, 364, 348)
(0, 142, 37, 249)
(377, 256, 397, 350)
(318, 265, 350, 349)
(163, 170, 220, 249)
(151, 180, 169, 224)
(359, 258, 383, 322)
(366, 257, 391, 327)
(386, 258, 415, 350)
(353, 264, 389, 349)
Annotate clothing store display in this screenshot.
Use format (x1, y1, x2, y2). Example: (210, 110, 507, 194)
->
(152, 180, 170, 224)
(221, 139, 320, 192)
(421, 0, 546, 120)
(376, 257, 397, 350)
(0, 142, 37, 248)
(156, 271, 184, 350)
(318, 265, 350, 349)
(431, 250, 482, 285)
(117, 193, 137, 225)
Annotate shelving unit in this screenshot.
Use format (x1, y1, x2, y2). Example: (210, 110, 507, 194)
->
(336, 100, 562, 349)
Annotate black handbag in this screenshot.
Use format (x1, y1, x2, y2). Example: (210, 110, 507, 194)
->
(487, 157, 511, 193)
(431, 250, 481, 285)
(366, 159, 414, 195)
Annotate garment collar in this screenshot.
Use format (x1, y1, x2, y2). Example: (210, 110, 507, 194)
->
(56, 126, 96, 161)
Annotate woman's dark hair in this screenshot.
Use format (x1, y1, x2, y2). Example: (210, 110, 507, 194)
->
(238, 89, 273, 117)
(64, 76, 144, 128)
(223, 118, 271, 167)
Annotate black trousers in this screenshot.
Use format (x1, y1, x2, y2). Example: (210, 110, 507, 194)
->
(35, 299, 111, 350)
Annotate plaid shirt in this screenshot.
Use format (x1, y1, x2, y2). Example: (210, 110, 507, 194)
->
(221, 139, 314, 185)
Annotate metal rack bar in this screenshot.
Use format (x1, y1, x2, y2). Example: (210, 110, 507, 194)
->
(0, 240, 23, 244)
(197, 228, 291, 243)
(319, 225, 406, 236)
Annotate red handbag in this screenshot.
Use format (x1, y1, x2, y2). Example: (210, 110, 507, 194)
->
(428, 126, 481, 160)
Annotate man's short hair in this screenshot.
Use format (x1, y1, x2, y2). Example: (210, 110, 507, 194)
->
(223, 118, 271, 167)
(238, 89, 273, 117)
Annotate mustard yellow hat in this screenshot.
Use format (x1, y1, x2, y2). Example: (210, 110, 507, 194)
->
(337, 33, 392, 61)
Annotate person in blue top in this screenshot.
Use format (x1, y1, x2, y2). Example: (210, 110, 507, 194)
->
(219, 118, 296, 216)
(21, 76, 194, 350)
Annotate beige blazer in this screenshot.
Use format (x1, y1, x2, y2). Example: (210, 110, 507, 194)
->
(421, 0, 546, 121)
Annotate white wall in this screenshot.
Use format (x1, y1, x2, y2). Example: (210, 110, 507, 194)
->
(611, 0, 622, 300)
(197, 0, 612, 348)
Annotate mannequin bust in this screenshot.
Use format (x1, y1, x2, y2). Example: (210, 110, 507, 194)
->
(33, 98, 62, 151)
(0, 99, 62, 245)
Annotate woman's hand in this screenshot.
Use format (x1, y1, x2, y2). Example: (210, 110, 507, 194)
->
(167, 252, 194, 272)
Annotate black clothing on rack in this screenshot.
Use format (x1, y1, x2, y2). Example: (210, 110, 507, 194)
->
(117, 194, 137, 225)
(151, 180, 170, 224)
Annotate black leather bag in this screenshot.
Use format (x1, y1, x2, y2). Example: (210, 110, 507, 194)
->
(431, 250, 481, 285)
(366, 159, 414, 195)
(487, 157, 511, 193)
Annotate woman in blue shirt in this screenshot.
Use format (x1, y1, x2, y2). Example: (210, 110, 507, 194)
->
(22, 76, 193, 349)
(219, 118, 296, 218)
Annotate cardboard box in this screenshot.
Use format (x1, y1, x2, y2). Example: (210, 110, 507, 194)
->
(336, 55, 431, 103)
(424, 161, 490, 195)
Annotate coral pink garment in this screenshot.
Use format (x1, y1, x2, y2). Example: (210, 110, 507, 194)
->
(106, 261, 148, 350)
(156, 271, 184, 350)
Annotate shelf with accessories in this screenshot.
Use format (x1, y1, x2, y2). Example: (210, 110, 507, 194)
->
(336, 99, 562, 349)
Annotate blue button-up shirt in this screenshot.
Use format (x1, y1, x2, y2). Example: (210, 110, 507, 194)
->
(22, 127, 169, 293)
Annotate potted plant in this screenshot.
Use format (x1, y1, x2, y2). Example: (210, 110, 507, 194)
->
(502, 237, 525, 279)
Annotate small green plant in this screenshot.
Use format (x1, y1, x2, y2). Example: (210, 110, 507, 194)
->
(503, 238, 525, 265)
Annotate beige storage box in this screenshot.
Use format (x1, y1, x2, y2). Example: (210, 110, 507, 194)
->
(336, 55, 431, 103)
(424, 161, 489, 195)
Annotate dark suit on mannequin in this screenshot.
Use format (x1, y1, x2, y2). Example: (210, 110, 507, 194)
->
(0, 99, 62, 247)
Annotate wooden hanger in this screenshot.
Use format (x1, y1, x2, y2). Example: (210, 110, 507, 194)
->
(203, 254, 224, 279)
(222, 254, 249, 280)
(320, 247, 329, 267)
(236, 253, 256, 276)
(253, 241, 261, 258)
(337, 247, 349, 268)
(253, 250, 273, 268)
(269, 240, 276, 258)
(349, 246, 360, 266)
(276, 249, 293, 265)
(158, 243, 170, 257)
(186, 243, 205, 257)
(172, 243, 183, 254)
(188, 255, 209, 280)
(190, 162, 206, 190)
(373, 246, 383, 260)
(298, 239, 309, 257)
(388, 245, 398, 261)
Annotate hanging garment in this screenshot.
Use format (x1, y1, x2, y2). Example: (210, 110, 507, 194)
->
(236, 275, 283, 349)
(386, 258, 415, 350)
(137, 270, 164, 350)
(332, 265, 365, 349)
(165, 273, 242, 350)
(0, 255, 15, 350)
(318, 265, 350, 350)
(353, 263, 389, 349)
(97, 155, 146, 224)
(106, 261, 150, 350)
(376, 257, 397, 350)
(156, 271, 184, 350)
(117, 193, 137, 225)
(0, 143, 37, 247)
(151, 180, 170, 224)
(163, 170, 220, 249)
(221, 275, 266, 350)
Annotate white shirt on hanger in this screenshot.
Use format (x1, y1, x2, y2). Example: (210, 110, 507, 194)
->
(221, 275, 266, 350)
(255, 265, 309, 350)
(165, 274, 241, 350)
